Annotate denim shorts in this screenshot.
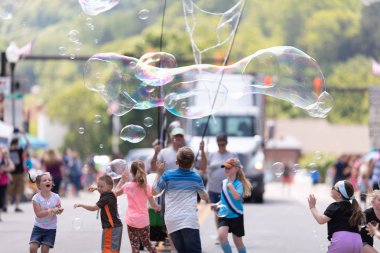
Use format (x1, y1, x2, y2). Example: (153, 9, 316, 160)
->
(29, 225, 56, 248)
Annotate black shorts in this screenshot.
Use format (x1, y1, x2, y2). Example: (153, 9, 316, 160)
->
(217, 215, 245, 237)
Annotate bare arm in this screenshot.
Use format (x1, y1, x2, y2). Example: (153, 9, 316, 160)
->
(227, 183, 241, 200)
(150, 144, 161, 172)
(152, 162, 165, 196)
(33, 201, 63, 218)
(198, 191, 209, 202)
(114, 171, 128, 193)
(74, 203, 99, 212)
(148, 196, 160, 211)
(198, 141, 207, 172)
(308, 194, 331, 224)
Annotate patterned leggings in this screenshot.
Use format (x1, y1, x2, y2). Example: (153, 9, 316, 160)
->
(127, 225, 157, 253)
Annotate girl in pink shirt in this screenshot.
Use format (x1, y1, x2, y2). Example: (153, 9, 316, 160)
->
(115, 160, 160, 253)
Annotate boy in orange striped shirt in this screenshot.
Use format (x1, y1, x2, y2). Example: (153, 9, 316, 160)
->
(74, 175, 123, 253)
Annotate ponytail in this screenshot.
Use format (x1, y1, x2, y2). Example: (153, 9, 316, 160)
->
(130, 160, 147, 189)
(340, 180, 364, 227)
(236, 168, 253, 198)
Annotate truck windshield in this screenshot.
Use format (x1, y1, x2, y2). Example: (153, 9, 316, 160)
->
(192, 116, 256, 137)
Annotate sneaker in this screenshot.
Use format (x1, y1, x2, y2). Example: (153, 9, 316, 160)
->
(15, 207, 23, 212)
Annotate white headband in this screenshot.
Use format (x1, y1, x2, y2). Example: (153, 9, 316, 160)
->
(337, 181, 354, 200)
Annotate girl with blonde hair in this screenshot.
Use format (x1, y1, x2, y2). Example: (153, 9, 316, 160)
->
(115, 160, 160, 253)
(361, 190, 380, 253)
(216, 157, 252, 253)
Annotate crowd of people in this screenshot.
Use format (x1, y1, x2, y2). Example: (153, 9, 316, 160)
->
(3, 125, 380, 253)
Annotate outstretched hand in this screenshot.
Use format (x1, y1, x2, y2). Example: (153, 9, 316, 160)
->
(88, 184, 97, 192)
(156, 161, 165, 175)
(308, 194, 317, 209)
(366, 222, 380, 237)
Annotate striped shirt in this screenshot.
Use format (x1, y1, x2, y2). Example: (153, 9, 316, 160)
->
(155, 168, 206, 234)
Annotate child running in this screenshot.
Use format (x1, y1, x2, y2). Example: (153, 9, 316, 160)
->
(29, 172, 64, 253)
(74, 175, 123, 253)
(154, 146, 209, 253)
(216, 157, 252, 253)
(308, 180, 364, 253)
(114, 160, 160, 253)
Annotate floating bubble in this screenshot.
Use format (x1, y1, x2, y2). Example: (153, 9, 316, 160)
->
(72, 218, 83, 230)
(143, 117, 153, 127)
(58, 46, 67, 56)
(106, 159, 127, 179)
(137, 9, 150, 20)
(78, 0, 120, 16)
(69, 53, 76, 60)
(293, 164, 302, 173)
(85, 46, 333, 119)
(215, 204, 229, 218)
(272, 162, 285, 177)
(94, 114, 101, 123)
(360, 0, 380, 6)
(120, 125, 146, 143)
(78, 127, 85, 135)
(0, 0, 24, 20)
(308, 163, 318, 173)
(68, 30, 80, 43)
(314, 151, 323, 160)
(99, 144, 103, 149)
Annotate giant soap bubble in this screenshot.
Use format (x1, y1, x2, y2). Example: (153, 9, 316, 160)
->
(84, 46, 333, 119)
(78, 0, 119, 16)
(106, 159, 127, 179)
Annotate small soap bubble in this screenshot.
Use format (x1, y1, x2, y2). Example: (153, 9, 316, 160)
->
(143, 117, 153, 127)
(272, 162, 285, 177)
(215, 204, 229, 217)
(308, 163, 318, 173)
(72, 218, 83, 230)
(94, 114, 102, 123)
(58, 46, 67, 56)
(106, 159, 127, 179)
(78, 127, 85, 135)
(137, 9, 150, 20)
(293, 163, 302, 173)
(314, 151, 323, 160)
(68, 30, 80, 42)
(120, 125, 146, 143)
(94, 38, 99, 44)
(99, 144, 103, 149)
(70, 53, 76, 60)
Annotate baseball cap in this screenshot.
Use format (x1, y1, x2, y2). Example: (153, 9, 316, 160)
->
(170, 127, 185, 137)
(221, 158, 243, 169)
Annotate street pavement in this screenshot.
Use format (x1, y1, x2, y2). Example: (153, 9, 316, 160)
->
(1, 179, 379, 253)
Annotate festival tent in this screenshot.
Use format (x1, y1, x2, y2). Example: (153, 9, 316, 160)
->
(19, 134, 48, 150)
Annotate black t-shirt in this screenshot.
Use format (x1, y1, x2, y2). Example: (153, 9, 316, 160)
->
(96, 192, 122, 229)
(324, 201, 360, 241)
(9, 148, 24, 174)
(360, 208, 380, 246)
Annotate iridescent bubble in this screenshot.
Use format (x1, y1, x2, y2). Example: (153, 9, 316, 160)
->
(85, 46, 333, 120)
(314, 151, 323, 160)
(94, 114, 101, 123)
(78, 127, 85, 135)
(143, 117, 153, 127)
(72, 218, 83, 230)
(106, 159, 127, 179)
(293, 164, 302, 173)
(69, 53, 76, 60)
(215, 204, 229, 218)
(0, 0, 25, 20)
(99, 144, 103, 149)
(58, 46, 67, 56)
(120, 125, 146, 143)
(137, 9, 150, 20)
(68, 30, 80, 42)
(272, 162, 285, 177)
(78, 0, 120, 16)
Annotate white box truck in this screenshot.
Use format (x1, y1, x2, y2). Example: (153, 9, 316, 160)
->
(185, 72, 266, 203)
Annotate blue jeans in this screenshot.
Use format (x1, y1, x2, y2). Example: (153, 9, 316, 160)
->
(170, 228, 202, 253)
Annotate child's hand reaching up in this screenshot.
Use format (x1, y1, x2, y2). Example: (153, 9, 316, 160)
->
(156, 161, 165, 175)
(308, 194, 317, 209)
(121, 170, 129, 182)
(74, 204, 81, 208)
